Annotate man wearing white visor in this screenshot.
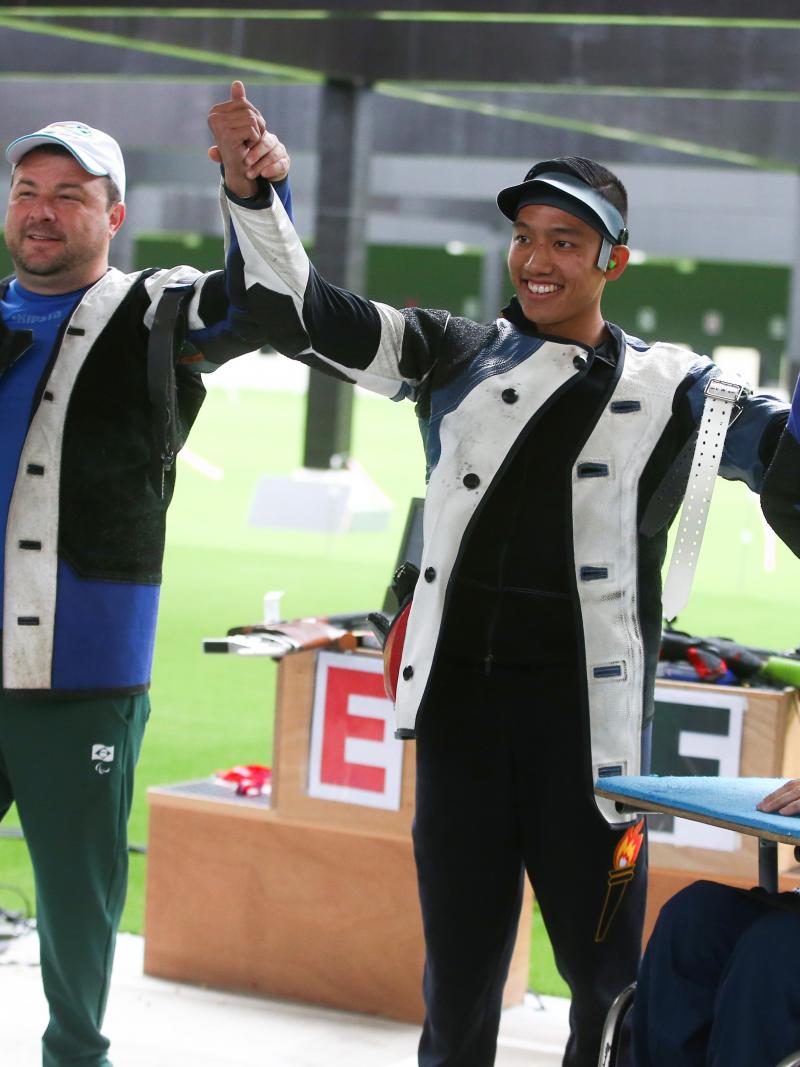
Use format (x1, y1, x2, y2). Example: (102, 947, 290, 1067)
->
(234, 148, 798, 1066)
(0, 83, 292, 1066)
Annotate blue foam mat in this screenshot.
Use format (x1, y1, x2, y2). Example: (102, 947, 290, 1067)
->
(595, 775, 800, 842)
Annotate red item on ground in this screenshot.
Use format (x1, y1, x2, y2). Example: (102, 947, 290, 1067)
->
(215, 764, 272, 796)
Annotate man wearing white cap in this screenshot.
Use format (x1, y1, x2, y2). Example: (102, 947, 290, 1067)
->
(235, 148, 798, 1065)
(0, 82, 291, 1066)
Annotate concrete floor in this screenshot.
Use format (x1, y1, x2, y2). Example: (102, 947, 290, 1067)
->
(0, 929, 570, 1066)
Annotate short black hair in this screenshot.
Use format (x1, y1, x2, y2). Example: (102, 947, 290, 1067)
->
(526, 157, 628, 223)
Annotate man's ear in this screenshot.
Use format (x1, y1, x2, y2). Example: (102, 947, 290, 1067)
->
(605, 244, 630, 280)
(108, 201, 125, 239)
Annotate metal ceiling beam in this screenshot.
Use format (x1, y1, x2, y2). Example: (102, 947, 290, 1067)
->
(2, 8, 799, 90)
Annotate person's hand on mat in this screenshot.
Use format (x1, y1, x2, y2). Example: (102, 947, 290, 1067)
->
(757, 778, 800, 816)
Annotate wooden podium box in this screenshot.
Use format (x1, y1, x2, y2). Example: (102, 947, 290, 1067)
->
(144, 649, 532, 1023)
(145, 654, 799, 1000)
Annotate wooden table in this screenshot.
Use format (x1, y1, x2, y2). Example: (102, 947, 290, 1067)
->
(596, 775, 800, 893)
(144, 649, 532, 1022)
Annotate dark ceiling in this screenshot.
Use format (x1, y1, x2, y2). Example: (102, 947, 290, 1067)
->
(0, 2, 798, 171)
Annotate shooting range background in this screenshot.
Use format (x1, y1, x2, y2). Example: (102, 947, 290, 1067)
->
(1, 0, 800, 999)
(0, 352, 795, 997)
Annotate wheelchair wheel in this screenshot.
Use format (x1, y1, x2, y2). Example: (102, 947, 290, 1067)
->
(597, 982, 636, 1067)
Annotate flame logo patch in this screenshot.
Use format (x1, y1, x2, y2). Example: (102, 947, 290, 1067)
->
(613, 820, 645, 870)
(594, 818, 645, 943)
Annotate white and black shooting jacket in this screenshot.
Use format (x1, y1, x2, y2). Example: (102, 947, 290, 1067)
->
(0, 183, 290, 696)
(245, 190, 791, 823)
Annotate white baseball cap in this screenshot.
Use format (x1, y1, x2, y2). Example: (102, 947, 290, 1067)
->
(5, 121, 126, 201)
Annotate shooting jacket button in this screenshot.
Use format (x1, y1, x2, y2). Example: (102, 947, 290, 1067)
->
(463, 472, 480, 490)
(573, 354, 587, 370)
(402, 665, 414, 681)
(424, 566, 436, 582)
(501, 387, 518, 404)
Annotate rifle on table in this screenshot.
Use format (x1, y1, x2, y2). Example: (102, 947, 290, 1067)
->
(204, 612, 377, 658)
(660, 629, 800, 688)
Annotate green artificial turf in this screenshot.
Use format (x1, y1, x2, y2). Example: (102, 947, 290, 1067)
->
(1, 375, 798, 1001)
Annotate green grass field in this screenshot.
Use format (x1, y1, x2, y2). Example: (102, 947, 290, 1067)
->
(1, 374, 798, 999)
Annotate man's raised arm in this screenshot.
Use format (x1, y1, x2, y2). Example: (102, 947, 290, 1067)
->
(208, 111, 450, 402)
(142, 80, 294, 371)
(207, 79, 291, 199)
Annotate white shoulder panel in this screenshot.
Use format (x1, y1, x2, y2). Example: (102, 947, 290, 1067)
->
(572, 340, 700, 822)
(3, 270, 141, 689)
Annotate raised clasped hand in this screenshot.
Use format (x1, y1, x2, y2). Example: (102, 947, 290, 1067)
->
(207, 80, 291, 197)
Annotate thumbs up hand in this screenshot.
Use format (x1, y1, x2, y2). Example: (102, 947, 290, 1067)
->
(208, 80, 290, 198)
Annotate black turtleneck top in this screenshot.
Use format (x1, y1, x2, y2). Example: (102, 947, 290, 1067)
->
(438, 299, 620, 671)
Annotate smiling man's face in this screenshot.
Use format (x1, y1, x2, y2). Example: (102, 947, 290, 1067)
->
(5, 148, 124, 294)
(507, 202, 610, 347)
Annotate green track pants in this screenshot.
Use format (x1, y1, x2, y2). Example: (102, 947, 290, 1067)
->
(0, 691, 150, 1067)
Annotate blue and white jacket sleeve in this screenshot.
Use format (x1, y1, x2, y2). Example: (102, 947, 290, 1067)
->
(202, 183, 449, 401)
(140, 177, 297, 371)
(684, 359, 789, 492)
(761, 374, 800, 556)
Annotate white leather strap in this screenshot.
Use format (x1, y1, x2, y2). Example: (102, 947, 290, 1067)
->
(661, 377, 749, 622)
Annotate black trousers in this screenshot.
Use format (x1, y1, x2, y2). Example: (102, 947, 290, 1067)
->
(413, 656, 647, 1067)
(632, 880, 800, 1067)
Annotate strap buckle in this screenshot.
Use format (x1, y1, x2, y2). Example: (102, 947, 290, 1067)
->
(704, 376, 751, 425)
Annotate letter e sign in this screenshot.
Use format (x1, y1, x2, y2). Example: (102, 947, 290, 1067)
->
(308, 651, 403, 810)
